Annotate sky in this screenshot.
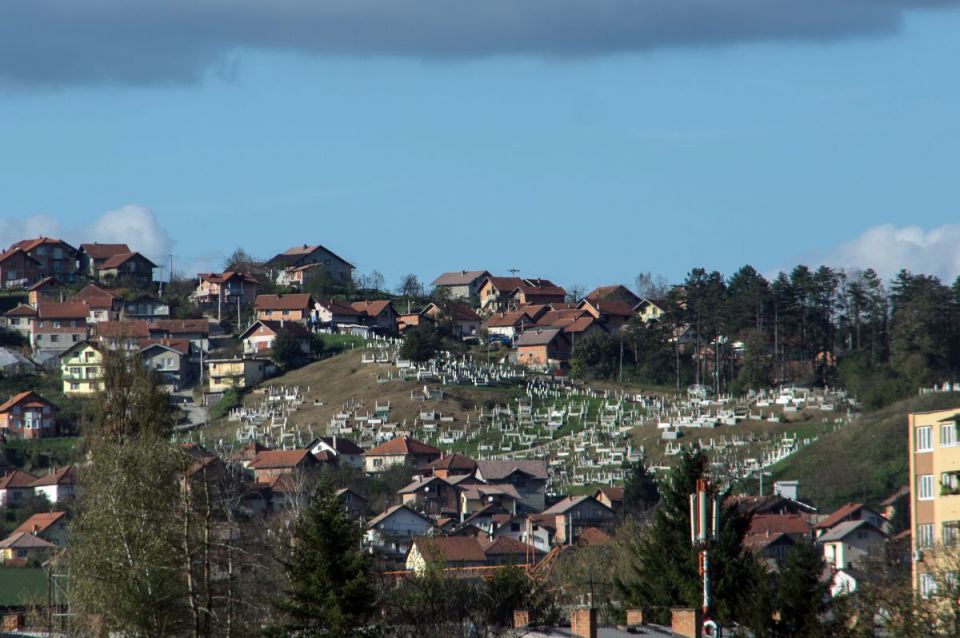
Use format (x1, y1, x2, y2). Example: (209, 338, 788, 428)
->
(1, 2, 959, 293)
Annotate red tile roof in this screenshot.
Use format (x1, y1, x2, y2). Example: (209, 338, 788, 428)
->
(430, 453, 477, 472)
(363, 436, 442, 457)
(12, 237, 76, 254)
(0, 469, 39, 489)
(3, 304, 37, 317)
(413, 536, 488, 563)
(96, 320, 151, 339)
(150, 319, 209, 335)
(0, 531, 54, 550)
(13, 511, 66, 535)
(27, 277, 64, 292)
(350, 300, 394, 317)
(748, 513, 811, 537)
(99, 251, 157, 270)
(0, 391, 54, 414)
(36, 302, 89, 320)
(30, 466, 77, 487)
(80, 243, 131, 260)
(255, 293, 315, 311)
(0, 246, 41, 265)
(249, 449, 314, 470)
(814, 502, 871, 530)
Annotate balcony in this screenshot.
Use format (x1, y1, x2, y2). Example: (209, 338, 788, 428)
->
(941, 472, 960, 496)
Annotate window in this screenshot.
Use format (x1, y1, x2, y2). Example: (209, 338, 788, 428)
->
(72, 335, 79, 342)
(70, 367, 80, 376)
(69, 383, 79, 390)
(921, 573, 937, 598)
(917, 426, 933, 452)
(944, 422, 958, 447)
(944, 521, 960, 547)
(918, 474, 935, 500)
(16, 549, 27, 559)
(52, 320, 60, 328)
(50, 334, 59, 343)
(918, 523, 935, 549)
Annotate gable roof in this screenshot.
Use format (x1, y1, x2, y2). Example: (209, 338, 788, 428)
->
(367, 503, 433, 528)
(0, 391, 54, 414)
(431, 271, 491, 287)
(150, 319, 209, 335)
(316, 299, 362, 316)
(264, 244, 354, 269)
(814, 502, 879, 530)
(14, 511, 67, 535)
(817, 519, 886, 543)
(27, 276, 65, 292)
(595, 486, 624, 503)
(542, 495, 612, 516)
(99, 251, 157, 270)
(747, 513, 811, 537)
(475, 460, 547, 481)
(429, 453, 477, 472)
(238, 320, 312, 341)
(0, 469, 39, 489)
(311, 436, 365, 456)
(412, 536, 488, 563)
(3, 303, 38, 318)
(350, 300, 395, 317)
(255, 293, 315, 311)
(398, 475, 453, 494)
(96, 320, 151, 339)
(80, 243, 132, 260)
(579, 298, 636, 317)
(0, 246, 41, 266)
(481, 276, 526, 293)
(36, 302, 90, 320)
(584, 285, 642, 306)
(198, 271, 258, 285)
(363, 436, 442, 457)
(0, 531, 54, 550)
(514, 328, 567, 348)
(30, 466, 77, 487)
(12, 237, 77, 254)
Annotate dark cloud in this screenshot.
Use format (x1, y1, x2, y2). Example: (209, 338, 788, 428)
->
(1, 0, 957, 87)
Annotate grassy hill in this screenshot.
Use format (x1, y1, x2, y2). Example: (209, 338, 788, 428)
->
(767, 392, 960, 511)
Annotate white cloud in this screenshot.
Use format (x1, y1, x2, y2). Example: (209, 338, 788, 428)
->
(821, 224, 960, 283)
(84, 204, 173, 260)
(0, 214, 63, 250)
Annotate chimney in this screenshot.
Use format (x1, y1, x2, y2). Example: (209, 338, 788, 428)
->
(32, 524, 39, 534)
(671, 608, 702, 638)
(570, 607, 597, 638)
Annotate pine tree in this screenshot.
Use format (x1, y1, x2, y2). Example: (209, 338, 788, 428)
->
(272, 479, 376, 637)
(773, 540, 830, 637)
(621, 456, 659, 518)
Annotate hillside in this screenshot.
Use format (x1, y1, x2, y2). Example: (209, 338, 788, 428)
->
(768, 392, 960, 511)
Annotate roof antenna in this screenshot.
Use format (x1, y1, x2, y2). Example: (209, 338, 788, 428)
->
(509, 269, 520, 277)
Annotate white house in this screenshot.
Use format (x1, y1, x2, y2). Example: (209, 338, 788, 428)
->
(365, 504, 434, 560)
(818, 520, 886, 571)
(30, 466, 77, 504)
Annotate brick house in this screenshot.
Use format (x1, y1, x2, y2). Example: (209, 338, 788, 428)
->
(93, 251, 157, 288)
(31, 302, 91, 359)
(421, 303, 481, 339)
(255, 293, 316, 324)
(248, 449, 319, 483)
(314, 299, 363, 328)
(478, 277, 526, 313)
(514, 328, 571, 369)
(577, 298, 636, 331)
(350, 300, 399, 334)
(70, 284, 123, 323)
(509, 279, 567, 307)
(0, 391, 57, 439)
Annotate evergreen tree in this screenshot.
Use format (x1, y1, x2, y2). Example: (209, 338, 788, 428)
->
(616, 448, 754, 626)
(621, 456, 660, 518)
(773, 540, 830, 637)
(271, 328, 308, 369)
(272, 479, 376, 637)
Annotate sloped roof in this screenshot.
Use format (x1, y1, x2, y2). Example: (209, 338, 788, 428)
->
(11, 237, 77, 254)
(315, 436, 364, 456)
(239, 320, 312, 340)
(73, 284, 120, 302)
(367, 503, 432, 528)
(431, 271, 491, 287)
(249, 449, 314, 470)
(814, 502, 875, 530)
(264, 244, 354, 269)
(514, 328, 566, 347)
(743, 531, 794, 553)
(350, 300, 394, 317)
(817, 519, 886, 543)
(0, 246, 41, 265)
(480, 536, 531, 556)
(150, 319, 209, 335)
(0, 391, 53, 414)
(880, 485, 910, 507)
(14, 511, 66, 535)
(398, 475, 453, 494)
(99, 251, 157, 270)
(80, 243, 131, 260)
(413, 536, 487, 563)
(430, 453, 477, 472)
(584, 285, 641, 306)
(255, 293, 315, 311)
(4, 303, 37, 317)
(198, 271, 258, 284)
(748, 513, 811, 537)
(0, 531, 54, 550)
(316, 299, 362, 316)
(96, 320, 151, 339)
(543, 495, 594, 515)
(30, 466, 77, 487)
(580, 299, 636, 317)
(0, 469, 39, 489)
(482, 277, 526, 292)
(36, 302, 89, 320)
(595, 486, 624, 503)
(484, 310, 534, 329)
(27, 276, 64, 292)
(476, 460, 547, 481)
(576, 527, 612, 546)
(140, 339, 190, 356)
(364, 436, 442, 457)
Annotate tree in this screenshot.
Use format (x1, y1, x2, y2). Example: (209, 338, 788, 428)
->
(223, 247, 258, 273)
(772, 540, 830, 637)
(271, 480, 376, 637)
(397, 273, 424, 299)
(92, 349, 173, 445)
(733, 329, 774, 395)
(400, 324, 444, 363)
(621, 456, 659, 518)
(617, 448, 755, 626)
(570, 332, 625, 380)
(271, 329, 308, 370)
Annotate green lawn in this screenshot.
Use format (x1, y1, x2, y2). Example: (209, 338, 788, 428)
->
(0, 567, 47, 606)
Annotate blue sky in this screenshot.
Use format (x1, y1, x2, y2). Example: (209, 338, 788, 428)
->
(2, 5, 959, 291)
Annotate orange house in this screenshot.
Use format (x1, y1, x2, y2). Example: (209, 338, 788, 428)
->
(254, 294, 316, 324)
(514, 328, 571, 368)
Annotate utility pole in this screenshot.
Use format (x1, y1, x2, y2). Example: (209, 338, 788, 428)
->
(509, 268, 520, 278)
(169, 254, 174, 283)
(158, 264, 165, 297)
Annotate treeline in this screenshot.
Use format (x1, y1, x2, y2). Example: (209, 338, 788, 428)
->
(572, 265, 960, 408)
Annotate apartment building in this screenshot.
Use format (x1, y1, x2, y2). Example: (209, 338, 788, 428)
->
(909, 407, 960, 597)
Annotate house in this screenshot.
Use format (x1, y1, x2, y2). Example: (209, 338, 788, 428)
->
(363, 436, 443, 473)
(255, 294, 316, 324)
(78, 243, 132, 277)
(194, 271, 259, 305)
(583, 285, 641, 307)
(594, 486, 624, 512)
(828, 568, 866, 598)
(478, 277, 526, 313)
(0, 391, 58, 439)
(248, 449, 319, 483)
(60, 341, 106, 395)
(9, 237, 79, 282)
(475, 460, 548, 512)
(0, 532, 54, 565)
(149, 319, 210, 355)
(399, 476, 461, 516)
(337, 487, 369, 520)
(276, 263, 337, 290)
(2, 304, 38, 339)
(0, 470, 38, 507)
(818, 520, 887, 571)
(350, 300, 398, 334)
(140, 341, 190, 391)
(239, 320, 312, 356)
(814, 502, 888, 537)
(430, 271, 491, 300)
(742, 513, 812, 568)
(421, 303, 481, 339)
(31, 466, 77, 504)
(14, 511, 68, 547)
(879, 485, 909, 525)
(264, 244, 354, 285)
(743, 532, 797, 569)
(509, 279, 567, 307)
(577, 299, 636, 331)
(314, 299, 363, 328)
(366, 504, 435, 561)
(541, 496, 617, 544)
(93, 251, 157, 288)
(206, 356, 269, 393)
(483, 308, 548, 342)
(427, 453, 478, 480)
(27, 277, 65, 306)
(405, 535, 539, 576)
(0, 247, 41, 289)
(636, 298, 667, 323)
(307, 436, 365, 469)
(71, 284, 123, 323)
(30, 302, 91, 359)
(95, 320, 151, 351)
(459, 483, 522, 517)
(514, 328, 572, 369)
(123, 296, 171, 322)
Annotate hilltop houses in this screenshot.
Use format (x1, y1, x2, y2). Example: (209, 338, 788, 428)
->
(264, 244, 354, 285)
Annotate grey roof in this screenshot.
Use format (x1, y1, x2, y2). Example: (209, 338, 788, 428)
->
(431, 270, 490, 287)
(476, 460, 547, 481)
(367, 504, 432, 529)
(817, 519, 884, 543)
(0, 347, 36, 370)
(514, 328, 565, 347)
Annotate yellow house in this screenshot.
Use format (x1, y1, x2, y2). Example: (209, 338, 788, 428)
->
(61, 341, 105, 395)
(207, 357, 268, 393)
